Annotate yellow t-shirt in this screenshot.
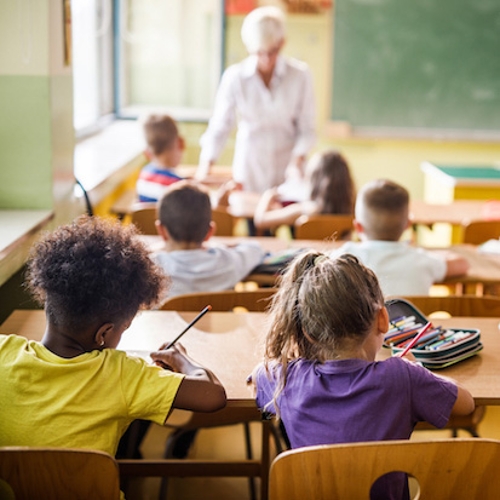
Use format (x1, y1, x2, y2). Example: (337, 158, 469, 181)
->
(0, 334, 184, 456)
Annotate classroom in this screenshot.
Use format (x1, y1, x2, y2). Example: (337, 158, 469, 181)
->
(1, 0, 500, 499)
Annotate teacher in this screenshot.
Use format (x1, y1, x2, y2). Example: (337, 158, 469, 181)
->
(197, 6, 316, 194)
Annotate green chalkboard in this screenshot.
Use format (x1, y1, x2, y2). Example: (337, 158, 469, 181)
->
(332, 0, 500, 135)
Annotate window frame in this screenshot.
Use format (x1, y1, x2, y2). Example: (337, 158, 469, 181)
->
(112, 0, 225, 123)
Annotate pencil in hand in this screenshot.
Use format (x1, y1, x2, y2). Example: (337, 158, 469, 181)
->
(164, 305, 212, 350)
(396, 321, 433, 358)
(153, 305, 212, 370)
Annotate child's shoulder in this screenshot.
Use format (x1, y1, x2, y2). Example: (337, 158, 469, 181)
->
(0, 333, 26, 351)
(329, 240, 360, 257)
(142, 163, 178, 175)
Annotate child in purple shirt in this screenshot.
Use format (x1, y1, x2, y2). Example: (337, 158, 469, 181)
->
(253, 252, 474, 500)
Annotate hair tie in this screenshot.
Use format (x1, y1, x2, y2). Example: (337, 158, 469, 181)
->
(314, 254, 328, 266)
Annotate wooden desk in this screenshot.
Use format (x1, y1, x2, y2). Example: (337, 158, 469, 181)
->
(141, 235, 500, 293)
(438, 245, 500, 295)
(110, 165, 232, 219)
(0, 210, 54, 287)
(410, 199, 489, 227)
(2, 310, 500, 406)
(0, 310, 262, 406)
(0, 309, 271, 498)
(141, 234, 338, 254)
(226, 192, 494, 226)
(2, 309, 500, 498)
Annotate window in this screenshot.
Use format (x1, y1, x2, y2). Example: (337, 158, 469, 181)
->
(116, 0, 224, 121)
(72, 0, 114, 136)
(72, 0, 224, 136)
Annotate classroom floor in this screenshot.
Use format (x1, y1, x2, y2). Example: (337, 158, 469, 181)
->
(123, 405, 500, 500)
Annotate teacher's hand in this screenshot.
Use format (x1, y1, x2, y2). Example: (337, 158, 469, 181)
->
(195, 160, 214, 181)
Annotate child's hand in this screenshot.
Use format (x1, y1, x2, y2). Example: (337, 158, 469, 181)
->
(400, 351, 418, 363)
(151, 343, 224, 389)
(246, 362, 264, 397)
(212, 179, 241, 207)
(150, 344, 188, 372)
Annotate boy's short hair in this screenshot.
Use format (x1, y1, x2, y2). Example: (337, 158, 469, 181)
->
(158, 181, 212, 244)
(143, 114, 179, 156)
(25, 216, 167, 331)
(355, 179, 409, 241)
(241, 6, 285, 53)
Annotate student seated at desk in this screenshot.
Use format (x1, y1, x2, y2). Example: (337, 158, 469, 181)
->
(136, 114, 185, 202)
(152, 181, 265, 299)
(0, 216, 226, 461)
(330, 179, 470, 296)
(252, 252, 474, 500)
(252, 150, 355, 233)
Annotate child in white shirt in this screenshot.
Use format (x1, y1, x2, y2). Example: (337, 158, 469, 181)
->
(153, 181, 265, 299)
(330, 179, 469, 296)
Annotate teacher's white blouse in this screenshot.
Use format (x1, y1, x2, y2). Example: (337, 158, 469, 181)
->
(200, 55, 316, 193)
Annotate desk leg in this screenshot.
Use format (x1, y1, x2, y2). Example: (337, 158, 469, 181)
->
(260, 420, 271, 500)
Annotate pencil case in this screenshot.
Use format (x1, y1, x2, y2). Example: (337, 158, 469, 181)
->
(384, 298, 482, 370)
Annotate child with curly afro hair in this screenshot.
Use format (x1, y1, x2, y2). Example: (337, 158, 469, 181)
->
(0, 215, 225, 459)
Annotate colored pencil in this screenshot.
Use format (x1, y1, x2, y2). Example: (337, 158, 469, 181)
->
(396, 321, 433, 358)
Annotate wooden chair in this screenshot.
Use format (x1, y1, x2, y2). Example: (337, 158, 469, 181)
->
(400, 294, 500, 318)
(160, 288, 278, 312)
(269, 438, 500, 500)
(396, 294, 498, 437)
(294, 214, 354, 240)
(0, 447, 121, 500)
(141, 288, 280, 500)
(461, 219, 500, 244)
(130, 203, 237, 237)
(211, 207, 237, 236)
(129, 202, 157, 235)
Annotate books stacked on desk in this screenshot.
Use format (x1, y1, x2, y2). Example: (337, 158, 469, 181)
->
(384, 298, 482, 370)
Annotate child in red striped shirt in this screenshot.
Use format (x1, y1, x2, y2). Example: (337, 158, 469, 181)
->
(137, 114, 185, 202)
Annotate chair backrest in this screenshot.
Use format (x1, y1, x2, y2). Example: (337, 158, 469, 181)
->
(293, 214, 354, 240)
(160, 288, 278, 312)
(269, 438, 500, 500)
(0, 447, 121, 500)
(211, 207, 236, 236)
(130, 202, 157, 235)
(130, 203, 236, 237)
(400, 294, 500, 317)
(462, 220, 500, 244)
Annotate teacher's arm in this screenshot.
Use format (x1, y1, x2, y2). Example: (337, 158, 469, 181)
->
(197, 68, 238, 180)
(254, 188, 306, 229)
(290, 67, 316, 175)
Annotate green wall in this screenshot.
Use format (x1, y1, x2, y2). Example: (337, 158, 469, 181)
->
(0, 76, 52, 208)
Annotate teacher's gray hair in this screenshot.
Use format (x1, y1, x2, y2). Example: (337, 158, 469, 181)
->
(241, 6, 286, 53)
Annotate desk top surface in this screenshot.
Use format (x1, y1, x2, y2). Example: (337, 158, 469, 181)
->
(226, 190, 495, 224)
(142, 235, 500, 287)
(1, 310, 500, 406)
(0, 210, 54, 287)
